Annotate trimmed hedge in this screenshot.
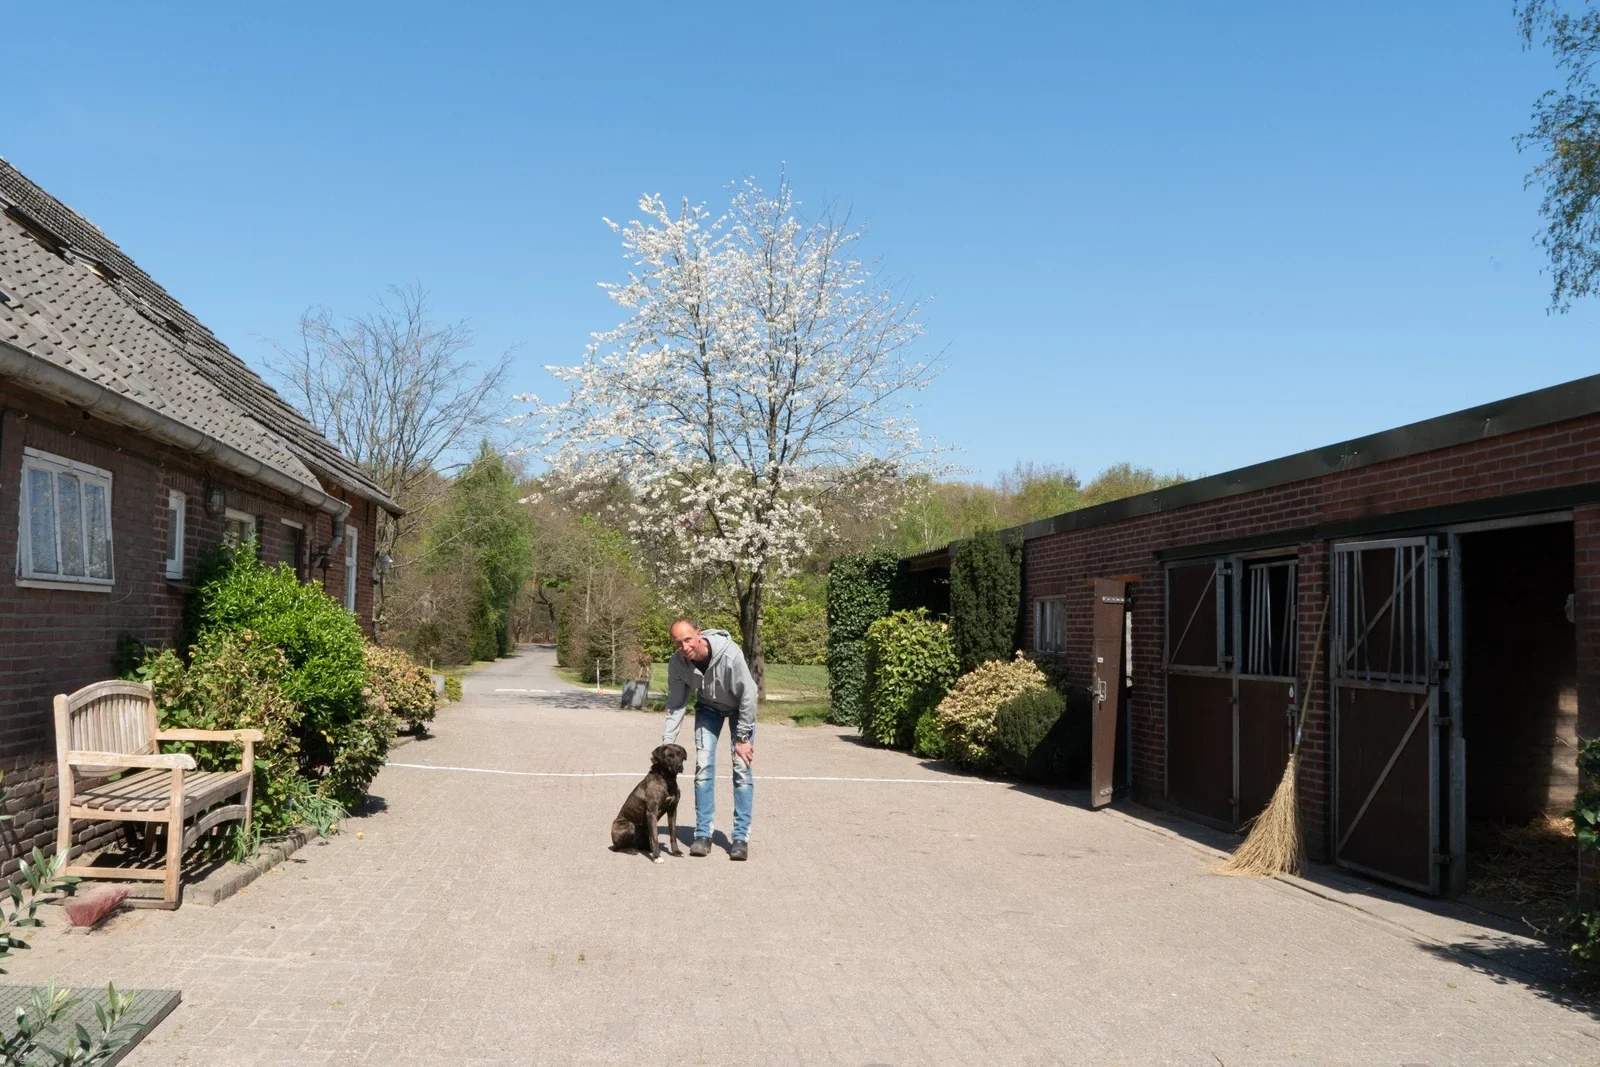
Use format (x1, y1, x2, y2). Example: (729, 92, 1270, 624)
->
(862, 610, 959, 748)
(825, 549, 903, 726)
(949, 528, 1021, 673)
(993, 687, 1090, 783)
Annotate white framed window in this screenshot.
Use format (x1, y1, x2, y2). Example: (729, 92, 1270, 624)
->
(344, 524, 359, 611)
(17, 448, 114, 589)
(223, 508, 256, 550)
(164, 490, 186, 579)
(1035, 598, 1066, 653)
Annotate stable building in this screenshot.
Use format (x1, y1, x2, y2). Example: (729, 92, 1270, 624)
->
(906, 375, 1600, 896)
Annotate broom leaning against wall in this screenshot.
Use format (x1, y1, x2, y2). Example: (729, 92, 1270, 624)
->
(1217, 599, 1331, 878)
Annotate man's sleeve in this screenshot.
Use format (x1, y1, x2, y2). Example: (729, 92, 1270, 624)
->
(732, 651, 758, 743)
(662, 658, 690, 743)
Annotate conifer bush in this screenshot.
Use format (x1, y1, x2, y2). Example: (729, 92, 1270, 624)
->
(948, 528, 1021, 673)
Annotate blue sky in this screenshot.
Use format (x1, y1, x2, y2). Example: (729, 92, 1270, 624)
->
(8, 3, 1596, 483)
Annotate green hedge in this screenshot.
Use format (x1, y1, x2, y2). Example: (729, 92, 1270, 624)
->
(182, 542, 392, 809)
(825, 550, 904, 725)
(992, 686, 1090, 783)
(862, 610, 958, 748)
(949, 528, 1021, 673)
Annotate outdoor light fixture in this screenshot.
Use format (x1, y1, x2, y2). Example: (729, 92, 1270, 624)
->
(203, 480, 226, 517)
(374, 552, 392, 583)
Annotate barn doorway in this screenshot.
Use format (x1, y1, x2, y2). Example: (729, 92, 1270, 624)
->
(1457, 519, 1578, 923)
(1331, 517, 1578, 905)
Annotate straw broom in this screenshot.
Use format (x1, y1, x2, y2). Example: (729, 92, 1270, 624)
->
(1217, 599, 1330, 878)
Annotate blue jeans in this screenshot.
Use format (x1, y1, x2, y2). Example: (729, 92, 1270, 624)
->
(694, 703, 753, 842)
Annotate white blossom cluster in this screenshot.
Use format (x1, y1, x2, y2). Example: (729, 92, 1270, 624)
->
(515, 176, 941, 592)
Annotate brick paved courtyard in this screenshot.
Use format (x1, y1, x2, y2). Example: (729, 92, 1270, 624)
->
(8, 646, 1600, 1065)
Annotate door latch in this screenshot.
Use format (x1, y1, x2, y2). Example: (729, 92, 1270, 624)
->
(1095, 679, 1107, 703)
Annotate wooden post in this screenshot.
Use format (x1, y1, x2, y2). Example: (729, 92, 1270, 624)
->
(163, 767, 185, 907)
(53, 695, 73, 865)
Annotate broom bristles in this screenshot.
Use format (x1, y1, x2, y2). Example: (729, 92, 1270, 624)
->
(1216, 753, 1305, 877)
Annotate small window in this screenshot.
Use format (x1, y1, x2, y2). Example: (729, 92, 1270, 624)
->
(165, 490, 186, 579)
(344, 525, 359, 611)
(223, 509, 256, 551)
(17, 448, 114, 589)
(1035, 598, 1066, 653)
(281, 519, 306, 582)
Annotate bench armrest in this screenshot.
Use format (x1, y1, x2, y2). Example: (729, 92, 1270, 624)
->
(157, 729, 265, 744)
(66, 751, 195, 771)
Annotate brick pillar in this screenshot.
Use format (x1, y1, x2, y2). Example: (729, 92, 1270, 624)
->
(1296, 542, 1333, 862)
(1575, 506, 1600, 901)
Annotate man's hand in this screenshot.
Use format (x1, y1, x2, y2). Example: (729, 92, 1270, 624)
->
(733, 740, 755, 766)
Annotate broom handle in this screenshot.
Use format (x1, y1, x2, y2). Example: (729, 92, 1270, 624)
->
(1290, 598, 1332, 755)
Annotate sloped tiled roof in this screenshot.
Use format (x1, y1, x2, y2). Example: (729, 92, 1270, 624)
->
(0, 157, 399, 515)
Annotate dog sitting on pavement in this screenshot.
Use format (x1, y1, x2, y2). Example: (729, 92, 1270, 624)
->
(609, 743, 687, 862)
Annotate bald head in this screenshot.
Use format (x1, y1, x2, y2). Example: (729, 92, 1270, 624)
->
(669, 619, 709, 665)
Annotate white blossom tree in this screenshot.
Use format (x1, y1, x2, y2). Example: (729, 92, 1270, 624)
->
(518, 176, 940, 689)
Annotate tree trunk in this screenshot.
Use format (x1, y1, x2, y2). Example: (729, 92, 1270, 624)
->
(738, 574, 766, 700)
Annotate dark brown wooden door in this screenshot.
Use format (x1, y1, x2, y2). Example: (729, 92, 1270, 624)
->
(1332, 538, 1444, 894)
(1090, 578, 1128, 809)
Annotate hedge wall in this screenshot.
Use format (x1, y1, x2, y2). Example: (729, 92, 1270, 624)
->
(825, 549, 904, 726)
(949, 528, 1021, 673)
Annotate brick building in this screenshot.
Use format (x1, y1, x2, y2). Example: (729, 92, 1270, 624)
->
(907, 375, 1600, 896)
(0, 158, 400, 865)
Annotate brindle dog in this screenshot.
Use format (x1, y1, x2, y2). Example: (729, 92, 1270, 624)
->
(609, 743, 687, 862)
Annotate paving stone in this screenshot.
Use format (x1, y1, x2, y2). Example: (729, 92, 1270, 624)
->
(1, 646, 1597, 1065)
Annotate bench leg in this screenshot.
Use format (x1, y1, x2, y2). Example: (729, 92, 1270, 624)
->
(164, 771, 184, 907)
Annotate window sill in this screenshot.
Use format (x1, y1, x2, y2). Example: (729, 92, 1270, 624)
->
(15, 577, 114, 593)
(164, 576, 193, 593)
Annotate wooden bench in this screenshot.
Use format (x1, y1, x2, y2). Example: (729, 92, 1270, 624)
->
(54, 680, 263, 909)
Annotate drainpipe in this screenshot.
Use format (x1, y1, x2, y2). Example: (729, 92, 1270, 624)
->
(0, 338, 350, 520)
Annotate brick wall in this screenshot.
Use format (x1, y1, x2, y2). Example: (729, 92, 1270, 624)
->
(1020, 410, 1600, 863)
(0, 383, 376, 871)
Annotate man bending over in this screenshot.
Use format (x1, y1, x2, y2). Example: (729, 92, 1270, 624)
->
(661, 618, 756, 860)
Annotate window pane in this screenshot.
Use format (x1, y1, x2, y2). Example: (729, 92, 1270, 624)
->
(166, 506, 180, 563)
(26, 467, 57, 575)
(84, 481, 110, 579)
(55, 473, 85, 576)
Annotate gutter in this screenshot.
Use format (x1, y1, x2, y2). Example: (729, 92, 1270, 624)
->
(0, 338, 350, 520)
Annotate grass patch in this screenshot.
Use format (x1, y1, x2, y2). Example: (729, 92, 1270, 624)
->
(558, 661, 831, 725)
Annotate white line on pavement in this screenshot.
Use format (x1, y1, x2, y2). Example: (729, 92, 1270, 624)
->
(384, 762, 1002, 785)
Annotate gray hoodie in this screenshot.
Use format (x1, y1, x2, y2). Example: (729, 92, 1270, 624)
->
(662, 629, 758, 744)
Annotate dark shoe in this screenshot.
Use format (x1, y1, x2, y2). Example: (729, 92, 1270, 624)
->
(690, 837, 712, 857)
(729, 840, 749, 861)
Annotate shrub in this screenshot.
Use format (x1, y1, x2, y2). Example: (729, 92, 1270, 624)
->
(365, 644, 438, 734)
(912, 709, 946, 759)
(933, 653, 1049, 770)
(183, 541, 388, 809)
(139, 630, 305, 834)
(949, 528, 1021, 673)
(826, 549, 903, 725)
(444, 675, 463, 702)
(993, 687, 1091, 784)
(862, 610, 959, 748)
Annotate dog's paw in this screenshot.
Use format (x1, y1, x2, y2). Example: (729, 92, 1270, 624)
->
(652, 855, 664, 864)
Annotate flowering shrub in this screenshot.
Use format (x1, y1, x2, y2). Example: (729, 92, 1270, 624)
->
(933, 653, 1049, 770)
(365, 644, 438, 734)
